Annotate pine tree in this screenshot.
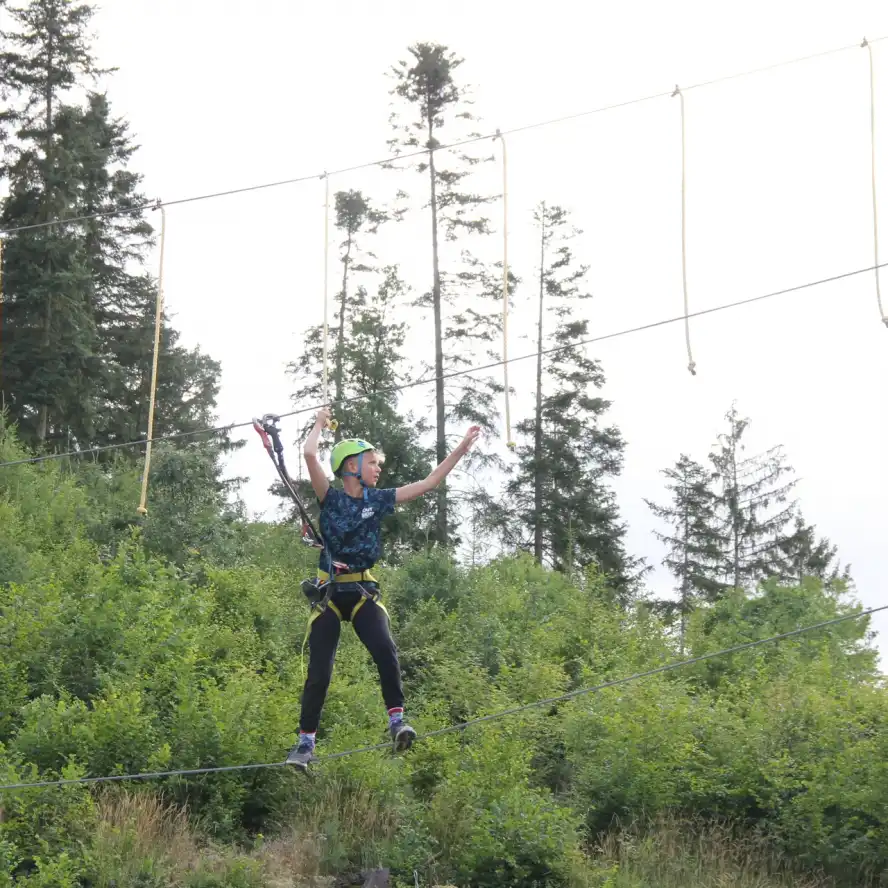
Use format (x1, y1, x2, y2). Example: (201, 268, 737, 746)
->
(505, 203, 638, 597)
(0, 112, 96, 447)
(288, 264, 436, 557)
(67, 92, 222, 452)
(1, 7, 224, 456)
(0, 0, 18, 149)
(386, 42, 502, 546)
(0, 0, 104, 444)
(290, 188, 384, 426)
(328, 189, 386, 430)
(707, 404, 799, 590)
(291, 188, 384, 423)
(644, 454, 726, 649)
(771, 515, 851, 586)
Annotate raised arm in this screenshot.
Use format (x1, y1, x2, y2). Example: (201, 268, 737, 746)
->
(395, 425, 481, 504)
(303, 407, 332, 502)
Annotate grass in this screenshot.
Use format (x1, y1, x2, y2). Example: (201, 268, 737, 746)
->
(85, 781, 397, 888)
(587, 813, 832, 888)
(84, 793, 845, 888)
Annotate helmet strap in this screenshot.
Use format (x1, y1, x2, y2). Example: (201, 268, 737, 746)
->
(342, 452, 370, 501)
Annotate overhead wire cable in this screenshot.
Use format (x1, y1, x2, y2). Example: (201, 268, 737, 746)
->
(0, 37, 884, 238)
(0, 259, 885, 472)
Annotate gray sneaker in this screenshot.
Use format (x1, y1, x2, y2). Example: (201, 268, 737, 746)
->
(286, 736, 315, 770)
(390, 719, 416, 752)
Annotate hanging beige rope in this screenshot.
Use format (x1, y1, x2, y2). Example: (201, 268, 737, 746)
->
(672, 85, 697, 375)
(862, 38, 887, 328)
(137, 203, 167, 515)
(320, 173, 338, 432)
(495, 130, 516, 449)
(321, 172, 331, 402)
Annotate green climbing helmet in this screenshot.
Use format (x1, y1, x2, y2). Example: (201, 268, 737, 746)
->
(330, 438, 376, 476)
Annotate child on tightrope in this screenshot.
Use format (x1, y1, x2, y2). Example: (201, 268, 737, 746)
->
(286, 406, 481, 770)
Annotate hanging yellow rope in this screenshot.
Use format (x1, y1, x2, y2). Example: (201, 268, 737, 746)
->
(672, 85, 697, 375)
(321, 172, 331, 402)
(320, 173, 338, 433)
(862, 38, 887, 328)
(495, 130, 516, 449)
(137, 204, 167, 515)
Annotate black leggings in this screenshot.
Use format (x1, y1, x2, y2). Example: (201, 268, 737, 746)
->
(300, 584, 404, 734)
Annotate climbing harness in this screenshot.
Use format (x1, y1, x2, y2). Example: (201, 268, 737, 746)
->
(298, 576, 389, 682)
(137, 201, 168, 514)
(495, 130, 516, 449)
(672, 86, 697, 375)
(862, 38, 887, 328)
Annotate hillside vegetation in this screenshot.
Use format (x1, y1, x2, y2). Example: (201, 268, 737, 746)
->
(0, 426, 885, 888)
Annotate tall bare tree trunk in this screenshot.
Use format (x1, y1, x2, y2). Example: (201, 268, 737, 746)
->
(428, 116, 447, 546)
(334, 232, 353, 444)
(37, 22, 56, 443)
(533, 205, 546, 563)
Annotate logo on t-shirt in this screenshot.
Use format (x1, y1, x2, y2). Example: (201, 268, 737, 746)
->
(361, 506, 374, 520)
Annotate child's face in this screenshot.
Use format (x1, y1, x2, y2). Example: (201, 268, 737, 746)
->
(346, 451, 382, 486)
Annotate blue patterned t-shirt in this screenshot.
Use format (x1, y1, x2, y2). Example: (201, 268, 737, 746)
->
(318, 487, 397, 572)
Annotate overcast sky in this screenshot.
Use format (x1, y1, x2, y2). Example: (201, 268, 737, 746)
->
(89, 0, 888, 663)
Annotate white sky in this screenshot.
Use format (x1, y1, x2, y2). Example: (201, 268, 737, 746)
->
(90, 0, 888, 664)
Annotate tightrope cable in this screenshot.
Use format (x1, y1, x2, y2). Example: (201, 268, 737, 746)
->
(1, 603, 884, 791)
(0, 260, 884, 472)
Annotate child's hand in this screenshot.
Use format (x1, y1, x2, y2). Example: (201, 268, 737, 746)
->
(315, 406, 332, 427)
(458, 425, 481, 454)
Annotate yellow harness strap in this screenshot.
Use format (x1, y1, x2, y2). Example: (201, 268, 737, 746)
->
(300, 607, 325, 682)
(318, 569, 378, 584)
(353, 594, 390, 622)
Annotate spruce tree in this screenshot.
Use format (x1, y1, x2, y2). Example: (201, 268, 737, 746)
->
(771, 515, 851, 586)
(288, 263, 435, 557)
(67, 93, 222, 451)
(0, 5, 224, 456)
(644, 454, 726, 649)
(328, 189, 386, 431)
(707, 404, 799, 590)
(0, 113, 96, 447)
(505, 203, 638, 597)
(386, 42, 502, 546)
(0, 0, 103, 444)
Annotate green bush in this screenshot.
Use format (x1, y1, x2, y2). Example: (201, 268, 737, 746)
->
(1, 424, 886, 885)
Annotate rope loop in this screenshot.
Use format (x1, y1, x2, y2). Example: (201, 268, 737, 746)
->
(862, 38, 887, 327)
(673, 85, 697, 374)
